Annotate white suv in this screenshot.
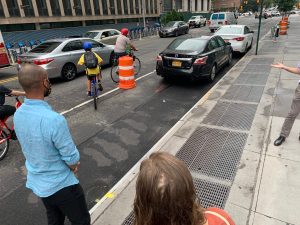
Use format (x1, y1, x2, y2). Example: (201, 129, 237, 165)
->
(188, 15, 206, 28)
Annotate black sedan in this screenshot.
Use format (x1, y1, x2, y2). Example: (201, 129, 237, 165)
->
(159, 21, 189, 38)
(156, 36, 232, 81)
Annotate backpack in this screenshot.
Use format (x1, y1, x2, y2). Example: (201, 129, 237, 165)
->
(84, 51, 98, 69)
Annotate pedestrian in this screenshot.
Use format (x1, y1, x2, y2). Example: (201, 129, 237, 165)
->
(272, 62, 300, 146)
(14, 64, 91, 225)
(134, 152, 235, 225)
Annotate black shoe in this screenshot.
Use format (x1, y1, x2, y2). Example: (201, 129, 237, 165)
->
(274, 136, 285, 146)
(98, 81, 103, 91)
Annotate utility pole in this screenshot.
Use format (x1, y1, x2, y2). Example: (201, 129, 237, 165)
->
(255, 0, 264, 55)
(142, 0, 146, 28)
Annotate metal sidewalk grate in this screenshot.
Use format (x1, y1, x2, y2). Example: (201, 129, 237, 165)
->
(202, 101, 257, 130)
(121, 178, 230, 225)
(243, 64, 271, 73)
(221, 85, 264, 103)
(176, 127, 248, 180)
(235, 72, 269, 85)
(249, 58, 274, 65)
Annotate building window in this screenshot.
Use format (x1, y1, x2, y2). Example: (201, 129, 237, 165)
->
(117, 0, 122, 14)
(0, 1, 4, 17)
(129, 0, 134, 14)
(150, 0, 153, 14)
(154, 0, 157, 14)
(207, 0, 210, 10)
(145, 0, 149, 14)
(201, 0, 204, 11)
(73, 0, 82, 15)
(50, 0, 61, 16)
(93, 0, 100, 15)
(63, 0, 72, 15)
(135, 0, 139, 13)
(6, 0, 20, 17)
(102, 0, 108, 15)
(21, 0, 34, 17)
(36, 0, 48, 16)
(84, 0, 92, 15)
(109, 0, 115, 15)
(123, 0, 128, 14)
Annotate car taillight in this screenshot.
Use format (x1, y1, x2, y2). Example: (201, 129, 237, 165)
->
(194, 56, 208, 65)
(17, 57, 21, 64)
(225, 20, 228, 25)
(33, 58, 54, 65)
(232, 37, 245, 41)
(156, 55, 162, 61)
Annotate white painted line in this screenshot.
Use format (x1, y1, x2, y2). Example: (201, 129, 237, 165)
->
(60, 70, 155, 115)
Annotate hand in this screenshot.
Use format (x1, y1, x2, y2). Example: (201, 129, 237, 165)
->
(271, 62, 285, 69)
(69, 161, 80, 176)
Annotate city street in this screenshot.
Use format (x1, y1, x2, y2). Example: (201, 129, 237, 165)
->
(0, 16, 278, 225)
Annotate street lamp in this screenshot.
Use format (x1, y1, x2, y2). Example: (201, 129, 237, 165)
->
(255, 0, 264, 55)
(142, 0, 146, 28)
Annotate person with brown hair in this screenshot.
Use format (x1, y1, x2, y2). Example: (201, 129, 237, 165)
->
(134, 152, 235, 225)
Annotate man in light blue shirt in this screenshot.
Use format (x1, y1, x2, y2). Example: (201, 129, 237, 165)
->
(15, 64, 90, 225)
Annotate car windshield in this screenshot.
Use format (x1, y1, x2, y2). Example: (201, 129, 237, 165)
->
(30, 42, 61, 53)
(167, 39, 206, 52)
(212, 13, 225, 20)
(83, 32, 98, 38)
(216, 27, 243, 34)
(165, 21, 177, 27)
(190, 16, 196, 19)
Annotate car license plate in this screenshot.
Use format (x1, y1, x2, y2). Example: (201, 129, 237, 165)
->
(172, 61, 182, 67)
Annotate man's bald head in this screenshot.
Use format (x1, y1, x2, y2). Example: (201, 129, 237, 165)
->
(18, 64, 48, 93)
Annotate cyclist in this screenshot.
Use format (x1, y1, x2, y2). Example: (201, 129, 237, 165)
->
(0, 85, 25, 120)
(114, 28, 138, 60)
(78, 42, 103, 96)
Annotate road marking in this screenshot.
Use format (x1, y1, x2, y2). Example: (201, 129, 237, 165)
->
(0, 76, 18, 84)
(60, 70, 155, 115)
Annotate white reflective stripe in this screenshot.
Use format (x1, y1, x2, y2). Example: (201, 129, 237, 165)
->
(205, 211, 231, 225)
(118, 66, 134, 70)
(119, 76, 135, 81)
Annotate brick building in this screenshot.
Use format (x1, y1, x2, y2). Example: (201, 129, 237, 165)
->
(212, 0, 241, 11)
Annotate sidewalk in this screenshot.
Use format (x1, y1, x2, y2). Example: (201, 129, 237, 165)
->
(90, 15, 300, 225)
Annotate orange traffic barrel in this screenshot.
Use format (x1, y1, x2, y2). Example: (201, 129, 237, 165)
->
(118, 56, 136, 89)
(279, 20, 288, 35)
(283, 16, 288, 22)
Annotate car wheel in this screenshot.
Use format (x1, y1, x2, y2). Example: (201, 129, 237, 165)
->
(208, 64, 217, 82)
(244, 43, 248, 53)
(109, 52, 115, 66)
(227, 51, 232, 65)
(210, 29, 214, 33)
(61, 63, 77, 81)
(175, 31, 178, 37)
(185, 29, 189, 34)
(249, 39, 253, 49)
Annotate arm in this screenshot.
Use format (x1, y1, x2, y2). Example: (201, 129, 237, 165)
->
(10, 90, 26, 96)
(52, 116, 80, 173)
(271, 63, 300, 75)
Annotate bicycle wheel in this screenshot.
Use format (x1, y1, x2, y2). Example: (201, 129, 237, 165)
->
(110, 62, 119, 83)
(92, 82, 98, 110)
(133, 57, 141, 76)
(0, 131, 10, 160)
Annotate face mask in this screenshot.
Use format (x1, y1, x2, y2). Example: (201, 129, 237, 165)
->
(43, 79, 52, 97)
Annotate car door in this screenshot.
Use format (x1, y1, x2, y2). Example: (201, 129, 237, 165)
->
(215, 36, 227, 65)
(108, 30, 120, 45)
(99, 31, 111, 45)
(89, 39, 112, 65)
(61, 40, 85, 72)
(244, 26, 253, 46)
(209, 38, 223, 68)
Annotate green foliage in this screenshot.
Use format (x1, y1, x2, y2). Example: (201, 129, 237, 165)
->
(161, 10, 184, 24)
(274, 0, 297, 12)
(242, 0, 274, 12)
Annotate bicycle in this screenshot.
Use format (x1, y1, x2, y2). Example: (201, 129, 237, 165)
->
(0, 97, 22, 160)
(90, 75, 100, 110)
(110, 49, 141, 83)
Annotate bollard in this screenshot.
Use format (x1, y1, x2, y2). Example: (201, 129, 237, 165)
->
(118, 56, 136, 90)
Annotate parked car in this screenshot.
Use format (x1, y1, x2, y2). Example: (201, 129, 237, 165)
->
(83, 29, 121, 45)
(188, 15, 206, 28)
(214, 25, 254, 53)
(17, 38, 115, 81)
(159, 21, 189, 38)
(271, 11, 281, 17)
(156, 36, 232, 81)
(207, 12, 238, 32)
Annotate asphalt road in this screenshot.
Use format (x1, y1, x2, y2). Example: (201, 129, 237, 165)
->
(0, 16, 279, 225)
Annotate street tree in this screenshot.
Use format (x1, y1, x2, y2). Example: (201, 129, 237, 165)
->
(274, 0, 297, 12)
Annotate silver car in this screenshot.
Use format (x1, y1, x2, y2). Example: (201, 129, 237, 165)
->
(18, 38, 115, 81)
(83, 29, 121, 45)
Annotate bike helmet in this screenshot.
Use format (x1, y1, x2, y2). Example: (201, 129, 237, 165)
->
(121, 28, 129, 36)
(83, 42, 92, 50)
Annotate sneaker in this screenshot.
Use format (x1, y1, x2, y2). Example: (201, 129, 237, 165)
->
(87, 91, 91, 96)
(98, 81, 103, 91)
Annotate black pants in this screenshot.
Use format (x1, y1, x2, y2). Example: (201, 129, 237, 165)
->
(41, 184, 91, 225)
(0, 105, 15, 120)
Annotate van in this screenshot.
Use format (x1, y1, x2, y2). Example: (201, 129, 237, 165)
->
(208, 12, 238, 32)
